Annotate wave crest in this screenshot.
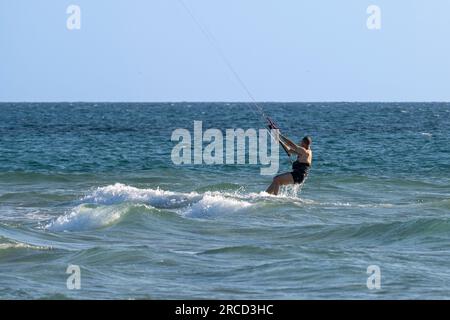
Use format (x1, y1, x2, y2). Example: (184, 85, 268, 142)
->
(182, 193, 251, 218)
(81, 183, 201, 208)
(46, 184, 254, 231)
(0, 236, 52, 251)
(45, 204, 129, 232)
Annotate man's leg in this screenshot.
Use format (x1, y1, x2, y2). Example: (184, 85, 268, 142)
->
(266, 172, 295, 195)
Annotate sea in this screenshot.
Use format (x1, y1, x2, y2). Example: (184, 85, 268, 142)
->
(0, 102, 449, 299)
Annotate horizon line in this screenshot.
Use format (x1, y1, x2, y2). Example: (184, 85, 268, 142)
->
(1, 101, 450, 104)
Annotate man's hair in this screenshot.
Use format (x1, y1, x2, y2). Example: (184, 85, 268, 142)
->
(302, 136, 312, 146)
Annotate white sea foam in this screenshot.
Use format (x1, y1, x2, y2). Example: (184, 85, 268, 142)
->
(0, 239, 52, 251)
(51, 183, 399, 232)
(181, 193, 252, 218)
(45, 204, 128, 232)
(81, 183, 201, 208)
(47, 184, 254, 231)
(42, 183, 397, 232)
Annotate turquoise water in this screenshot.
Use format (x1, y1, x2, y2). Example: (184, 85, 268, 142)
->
(0, 102, 449, 299)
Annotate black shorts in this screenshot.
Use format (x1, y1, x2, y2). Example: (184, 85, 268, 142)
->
(291, 170, 307, 184)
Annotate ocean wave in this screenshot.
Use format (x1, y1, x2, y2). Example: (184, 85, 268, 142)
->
(47, 184, 255, 231)
(355, 217, 450, 239)
(198, 245, 278, 255)
(420, 132, 433, 138)
(45, 204, 132, 232)
(0, 236, 52, 251)
(81, 183, 202, 208)
(295, 217, 450, 243)
(85, 183, 256, 218)
(82, 183, 307, 207)
(46, 183, 446, 233)
(181, 193, 251, 218)
(311, 201, 396, 209)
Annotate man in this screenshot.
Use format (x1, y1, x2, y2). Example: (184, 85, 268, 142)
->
(265, 135, 312, 195)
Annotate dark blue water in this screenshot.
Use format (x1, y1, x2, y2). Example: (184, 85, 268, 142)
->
(1, 102, 449, 299)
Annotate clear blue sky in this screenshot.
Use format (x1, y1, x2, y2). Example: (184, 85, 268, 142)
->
(1, 0, 449, 102)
